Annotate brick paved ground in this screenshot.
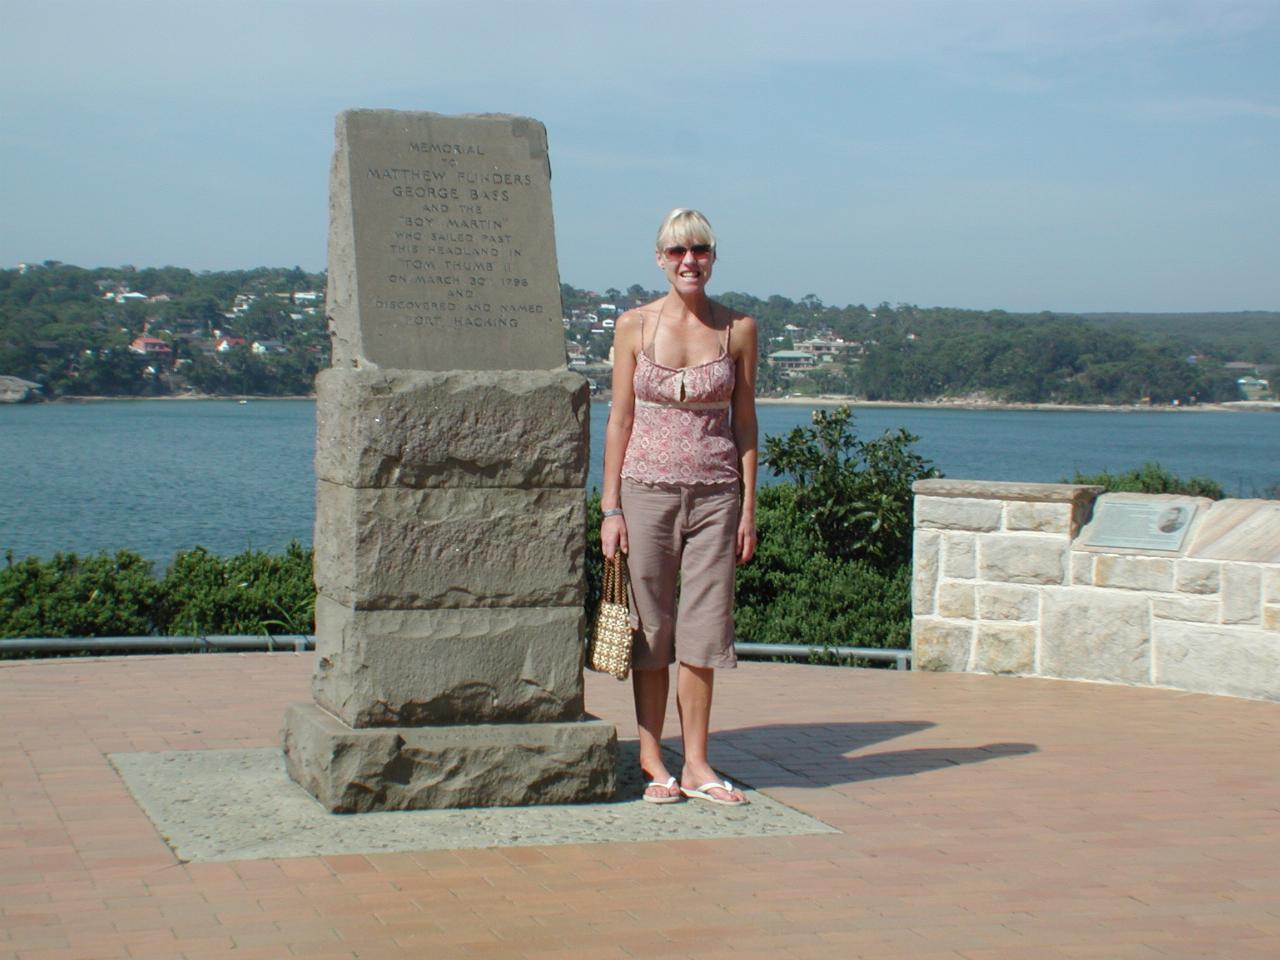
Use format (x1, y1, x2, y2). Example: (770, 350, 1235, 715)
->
(1, 653, 1278, 959)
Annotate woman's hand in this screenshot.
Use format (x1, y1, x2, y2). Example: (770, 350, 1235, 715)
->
(736, 513, 756, 565)
(601, 515, 629, 560)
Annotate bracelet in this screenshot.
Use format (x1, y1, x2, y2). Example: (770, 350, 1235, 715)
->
(601, 508, 624, 519)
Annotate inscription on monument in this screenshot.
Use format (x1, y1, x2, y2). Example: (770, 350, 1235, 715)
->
(1084, 500, 1198, 552)
(334, 111, 566, 371)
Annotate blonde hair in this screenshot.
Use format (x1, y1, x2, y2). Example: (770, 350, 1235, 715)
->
(656, 208, 717, 254)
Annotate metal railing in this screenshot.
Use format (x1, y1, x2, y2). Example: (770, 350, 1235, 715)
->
(0, 635, 909, 668)
(734, 642, 910, 670)
(0, 635, 314, 654)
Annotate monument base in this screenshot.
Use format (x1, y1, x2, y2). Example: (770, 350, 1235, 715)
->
(282, 703, 617, 812)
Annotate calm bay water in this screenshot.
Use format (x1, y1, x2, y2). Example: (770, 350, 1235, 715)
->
(1, 399, 1275, 565)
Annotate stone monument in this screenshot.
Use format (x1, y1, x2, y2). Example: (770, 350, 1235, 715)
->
(283, 110, 617, 811)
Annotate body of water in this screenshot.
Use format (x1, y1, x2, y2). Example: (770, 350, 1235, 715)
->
(1, 399, 1275, 565)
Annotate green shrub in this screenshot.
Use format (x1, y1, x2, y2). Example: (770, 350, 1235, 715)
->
(762, 405, 940, 569)
(0, 543, 316, 645)
(1064, 462, 1224, 500)
(155, 542, 314, 635)
(0, 549, 159, 638)
(585, 491, 604, 621)
(735, 483, 911, 653)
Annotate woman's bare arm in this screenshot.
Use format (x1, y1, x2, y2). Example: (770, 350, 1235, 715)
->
(729, 313, 759, 564)
(600, 309, 643, 558)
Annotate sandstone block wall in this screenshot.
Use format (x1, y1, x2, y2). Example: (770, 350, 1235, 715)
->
(911, 479, 1280, 702)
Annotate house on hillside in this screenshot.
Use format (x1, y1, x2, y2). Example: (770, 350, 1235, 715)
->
(768, 350, 818, 372)
(128, 336, 173, 360)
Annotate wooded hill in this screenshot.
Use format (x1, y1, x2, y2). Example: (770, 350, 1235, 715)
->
(3, 262, 1275, 404)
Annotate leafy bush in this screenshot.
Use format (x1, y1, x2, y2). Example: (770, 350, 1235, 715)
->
(734, 484, 911, 653)
(762, 406, 940, 569)
(0, 543, 314, 642)
(156, 542, 314, 635)
(0, 549, 159, 638)
(585, 491, 604, 621)
(1063, 462, 1224, 500)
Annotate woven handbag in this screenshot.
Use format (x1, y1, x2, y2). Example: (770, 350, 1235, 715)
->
(588, 552, 633, 681)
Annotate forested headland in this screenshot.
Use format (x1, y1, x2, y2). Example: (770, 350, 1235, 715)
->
(2, 261, 1276, 405)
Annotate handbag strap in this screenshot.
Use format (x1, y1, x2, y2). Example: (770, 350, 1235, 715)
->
(602, 553, 628, 605)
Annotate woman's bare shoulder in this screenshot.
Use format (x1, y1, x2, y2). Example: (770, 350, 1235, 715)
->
(617, 300, 664, 334)
(722, 307, 757, 338)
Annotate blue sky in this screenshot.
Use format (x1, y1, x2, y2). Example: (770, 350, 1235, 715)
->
(2, 0, 1277, 312)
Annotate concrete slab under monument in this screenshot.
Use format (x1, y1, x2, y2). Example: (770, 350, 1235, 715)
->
(110, 740, 835, 862)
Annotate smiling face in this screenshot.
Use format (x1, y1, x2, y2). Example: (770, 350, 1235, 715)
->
(655, 209, 717, 295)
(658, 240, 715, 293)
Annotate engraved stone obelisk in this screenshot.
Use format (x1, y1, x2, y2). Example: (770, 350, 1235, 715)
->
(282, 110, 616, 811)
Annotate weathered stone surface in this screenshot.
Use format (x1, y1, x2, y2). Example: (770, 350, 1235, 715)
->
(912, 618, 972, 672)
(1070, 552, 1094, 586)
(937, 581, 975, 619)
(1005, 501, 1072, 534)
(1094, 556, 1175, 592)
(1153, 622, 1280, 701)
(1186, 500, 1280, 563)
(912, 530, 940, 616)
(977, 584, 1039, 622)
(915, 496, 1003, 532)
(1221, 564, 1262, 625)
(974, 623, 1036, 674)
(315, 368, 588, 488)
(942, 532, 976, 579)
(1175, 560, 1221, 595)
(326, 110, 567, 372)
(312, 598, 585, 727)
(1151, 596, 1219, 623)
(913, 479, 1103, 504)
(282, 703, 617, 811)
(0, 375, 42, 403)
(978, 535, 1067, 585)
(314, 482, 584, 609)
(1265, 568, 1280, 603)
(288, 109, 612, 814)
(1041, 588, 1150, 684)
(1266, 606, 1280, 631)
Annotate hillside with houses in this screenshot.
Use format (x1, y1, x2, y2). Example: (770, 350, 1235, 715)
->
(1, 262, 1275, 404)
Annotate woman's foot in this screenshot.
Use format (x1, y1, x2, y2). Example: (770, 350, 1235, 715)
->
(641, 770, 684, 803)
(681, 764, 747, 805)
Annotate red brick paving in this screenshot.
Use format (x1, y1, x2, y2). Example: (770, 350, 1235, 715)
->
(1, 653, 1278, 958)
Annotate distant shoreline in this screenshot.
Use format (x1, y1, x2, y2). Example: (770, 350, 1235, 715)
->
(49, 393, 315, 403)
(597, 394, 1280, 414)
(29, 393, 1278, 413)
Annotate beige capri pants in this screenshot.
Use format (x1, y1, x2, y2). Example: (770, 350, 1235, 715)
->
(620, 478, 740, 671)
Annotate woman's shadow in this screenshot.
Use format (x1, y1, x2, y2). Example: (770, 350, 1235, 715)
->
(652, 720, 1037, 789)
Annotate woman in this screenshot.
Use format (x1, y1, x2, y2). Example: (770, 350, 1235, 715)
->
(599, 208, 758, 806)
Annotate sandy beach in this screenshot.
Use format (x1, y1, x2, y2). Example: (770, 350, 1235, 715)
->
(592, 392, 1279, 414)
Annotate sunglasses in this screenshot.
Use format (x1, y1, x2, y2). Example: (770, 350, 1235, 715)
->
(662, 243, 713, 261)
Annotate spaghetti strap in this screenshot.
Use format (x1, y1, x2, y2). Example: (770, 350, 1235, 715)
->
(646, 304, 664, 357)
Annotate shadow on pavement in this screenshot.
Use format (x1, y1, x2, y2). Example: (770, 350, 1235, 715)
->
(696, 721, 1037, 788)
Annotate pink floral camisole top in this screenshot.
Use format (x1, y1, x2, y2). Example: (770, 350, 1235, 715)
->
(621, 318, 740, 487)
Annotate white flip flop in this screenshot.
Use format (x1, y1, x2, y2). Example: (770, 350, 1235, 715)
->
(682, 780, 747, 806)
(642, 775, 684, 804)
